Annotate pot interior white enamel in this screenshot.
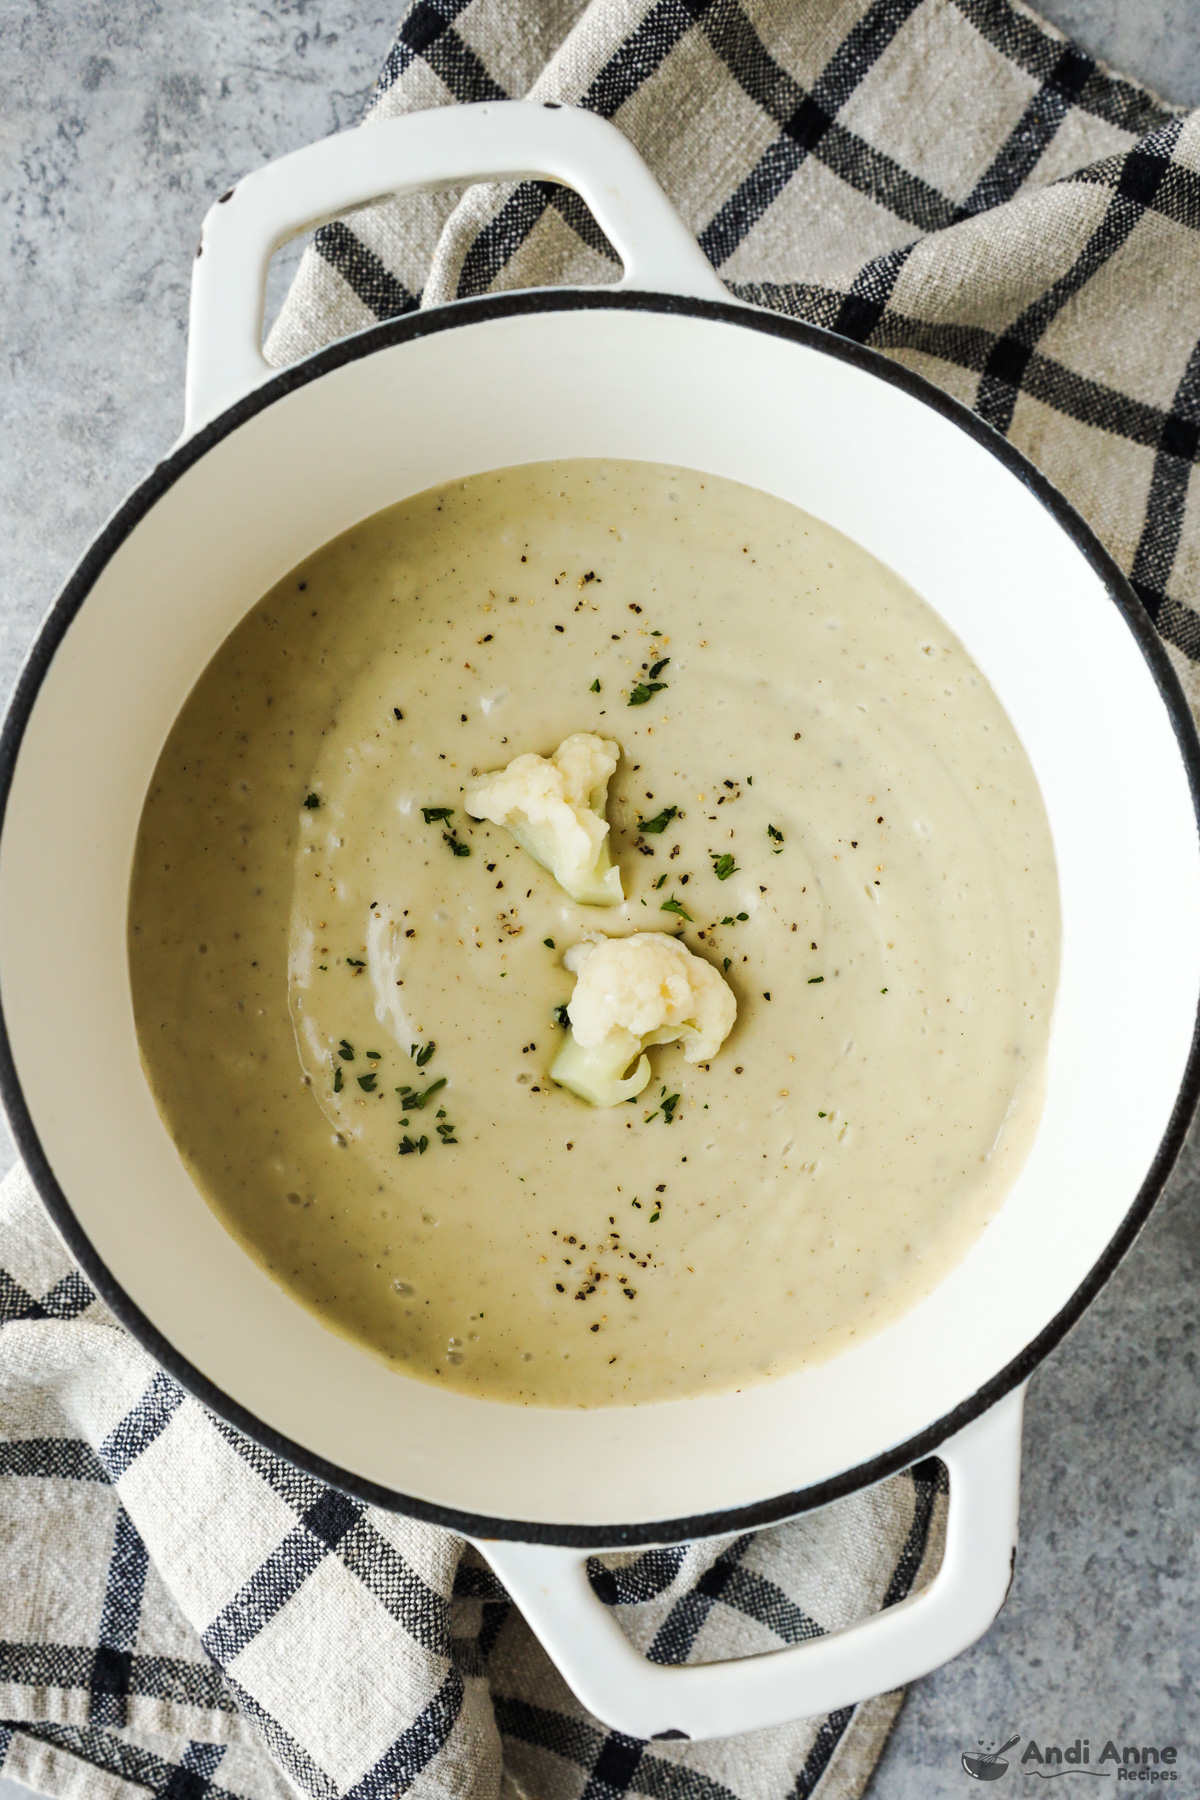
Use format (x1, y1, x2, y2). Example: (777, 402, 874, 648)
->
(2, 295, 1198, 1537)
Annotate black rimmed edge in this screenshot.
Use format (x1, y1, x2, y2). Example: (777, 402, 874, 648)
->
(2, 286, 1199, 1549)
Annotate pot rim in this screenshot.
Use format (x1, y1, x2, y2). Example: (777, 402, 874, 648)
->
(3, 285, 1198, 1547)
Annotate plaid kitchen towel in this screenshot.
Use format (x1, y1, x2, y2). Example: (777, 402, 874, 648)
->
(5, 1, 1197, 1798)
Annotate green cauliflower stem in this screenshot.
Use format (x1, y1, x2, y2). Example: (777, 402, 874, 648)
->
(548, 1031, 652, 1107)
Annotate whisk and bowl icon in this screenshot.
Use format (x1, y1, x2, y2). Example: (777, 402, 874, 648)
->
(963, 1735, 1021, 1780)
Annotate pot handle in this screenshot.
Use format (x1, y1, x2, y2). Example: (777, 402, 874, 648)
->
(471, 1384, 1026, 1742)
(186, 100, 726, 436)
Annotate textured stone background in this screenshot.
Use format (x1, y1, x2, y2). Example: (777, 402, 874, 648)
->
(1, 4, 1197, 1796)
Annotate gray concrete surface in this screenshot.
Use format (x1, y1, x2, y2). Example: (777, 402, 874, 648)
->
(0, 4, 1197, 1797)
(1037, 0, 1200, 106)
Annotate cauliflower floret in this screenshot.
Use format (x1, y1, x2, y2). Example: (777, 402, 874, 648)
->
(550, 932, 737, 1107)
(464, 733, 623, 906)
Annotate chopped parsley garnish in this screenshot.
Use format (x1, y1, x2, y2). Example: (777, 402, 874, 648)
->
(723, 957, 732, 972)
(653, 872, 669, 889)
(590, 679, 601, 693)
(396, 1077, 447, 1111)
(346, 957, 365, 968)
(628, 681, 667, 706)
(710, 852, 738, 880)
(638, 804, 678, 834)
(411, 1041, 436, 1067)
(357, 1072, 377, 1092)
(436, 1121, 458, 1144)
(365, 1050, 382, 1060)
(552, 1003, 571, 1027)
(443, 831, 471, 858)
(303, 793, 321, 809)
(721, 911, 750, 924)
(737, 911, 749, 921)
(398, 1135, 429, 1156)
(649, 1210, 661, 1223)
(644, 1090, 681, 1126)
(808, 975, 824, 984)
(544, 937, 556, 949)
(767, 823, 784, 852)
(422, 806, 453, 823)
(660, 895, 692, 921)
(337, 1039, 355, 1060)
(332, 1066, 343, 1093)
(818, 1111, 827, 1118)
(881, 987, 888, 994)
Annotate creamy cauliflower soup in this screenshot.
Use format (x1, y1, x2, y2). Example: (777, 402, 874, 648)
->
(128, 460, 1059, 1407)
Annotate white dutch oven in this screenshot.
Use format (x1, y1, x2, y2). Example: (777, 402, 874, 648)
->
(2, 103, 1199, 1741)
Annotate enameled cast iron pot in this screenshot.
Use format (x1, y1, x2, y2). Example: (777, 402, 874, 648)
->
(2, 104, 1199, 1741)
